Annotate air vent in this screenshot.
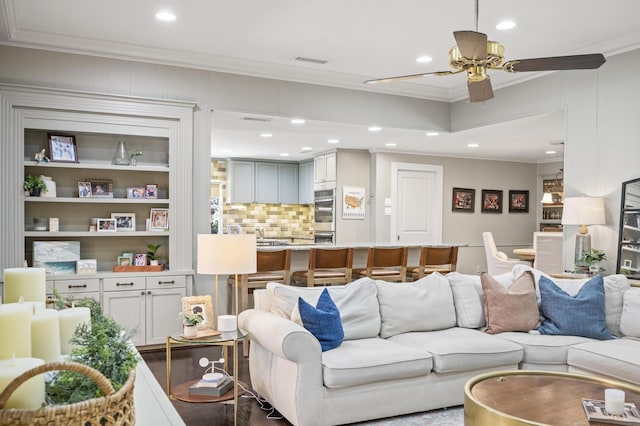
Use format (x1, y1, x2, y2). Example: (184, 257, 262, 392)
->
(294, 56, 328, 65)
(240, 116, 272, 122)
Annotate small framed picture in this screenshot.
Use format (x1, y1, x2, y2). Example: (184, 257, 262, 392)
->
(150, 208, 169, 231)
(481, 189, 503, 213)
(111, 213, 136, 232)
(182, 295, 214, 331)
(48, 133, 78, 163)
(117, 256, 132, 266)
(509, 190, 530, 213)
(77, 259, 97, 275)
(452, 187, 475, 212)
(127, 187, 145, 199)
(623, 259, 633, 268)
(226, 224, 242, 234)
(145, 184, 158, 199)
(78, 181, 92, 198)
(97, 218, 116, 232)
(89, 180, 113, 198)
(135, 253, 147, 266)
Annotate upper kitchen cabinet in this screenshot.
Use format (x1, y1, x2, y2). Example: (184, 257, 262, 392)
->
(298, 160, 314, 204)
(278, 163, 299, 204)
(314, 151, 336, 189)
(227, 159, 299, 204)
(228, 160, 255, 203)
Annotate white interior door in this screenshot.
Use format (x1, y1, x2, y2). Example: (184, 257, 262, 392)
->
(391, 163, 443, 244)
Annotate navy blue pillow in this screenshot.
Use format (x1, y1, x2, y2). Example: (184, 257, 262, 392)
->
(298, 288, 344, 351)
(537, 275, 613, 340)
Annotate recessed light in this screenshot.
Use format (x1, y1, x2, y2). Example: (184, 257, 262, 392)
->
(291, 118, 305, 124)
(467, 143, 479, 148)
(279, 153, 290, 157)
(327, 139, 339, 144)
(260, 133, 273, 138)
(301, 146, 313, 151)
(385, 143, 397, 147)
(155, 11, 176, 21)
(545, 150, 557, 154)
(416, 56, 433, 63)
(368, 126, 382, 132)
(496, 20, 516, 30)
(425, 131, 439, 137)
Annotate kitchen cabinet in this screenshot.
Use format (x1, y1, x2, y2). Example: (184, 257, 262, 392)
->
(298, 160, 314, 204)
(539, 176, 563, 231)
(255, 162, 279, 203)
(617, 177, 640, 279)
(227, 159, 299, 204)
(228, 160, 256, 203)
(314, 152, 336, 188)
(278, 163, 299, 204)
(50, 277, 101, 304)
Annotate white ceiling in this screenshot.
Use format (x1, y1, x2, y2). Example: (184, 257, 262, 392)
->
(2, 0, 640, 162)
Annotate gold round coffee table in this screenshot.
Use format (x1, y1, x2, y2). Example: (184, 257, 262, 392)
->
(464, 370, 640, 425)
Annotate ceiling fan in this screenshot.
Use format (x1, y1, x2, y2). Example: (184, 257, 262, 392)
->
(363, 0, 606, 102)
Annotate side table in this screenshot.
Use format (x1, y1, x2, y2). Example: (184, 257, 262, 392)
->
(165, 329, 246, 425)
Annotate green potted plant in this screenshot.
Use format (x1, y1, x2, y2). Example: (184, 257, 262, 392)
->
(178, 311, 203, 337)
(23, 174, 47, 196)
(146, 243, 162, 266)
(581, 249, 607, 275)
(130, 149, 142, 166)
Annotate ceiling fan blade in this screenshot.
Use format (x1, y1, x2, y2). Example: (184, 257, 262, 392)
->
(468, 78, 494, 103)
(504, 54, 606, 72)
(364, 70, 459, 85)
(454, 30, 488, 60)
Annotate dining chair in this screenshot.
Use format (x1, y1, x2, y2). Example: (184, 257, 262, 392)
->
(352, 246, 408, 282)
(291, 247, 354, 287)
(407, 246, 458, 280)
(533, 232, 564, 275)
(482, 231, 531, 275)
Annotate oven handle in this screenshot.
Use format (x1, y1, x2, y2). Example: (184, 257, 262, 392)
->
(316, 207, 333, 212)
(314, 197, 334, 203)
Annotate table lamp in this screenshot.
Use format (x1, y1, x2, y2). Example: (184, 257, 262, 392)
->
(561, 197, 605, 270)
(197, 234, 256, 331)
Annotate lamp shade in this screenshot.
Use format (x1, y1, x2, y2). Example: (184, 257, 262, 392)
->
(561, 197, 605, 226)
(540, 192, 554, 204)
(197, 234, 257, 275)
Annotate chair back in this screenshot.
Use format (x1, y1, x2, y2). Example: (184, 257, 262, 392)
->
(292, 247, 354, 287)
(482, 231, 531, 275)
(256, 249, 291, 283)
(354, 246, 408, 282)
(312, 247, 353, 270)
(533, 232, 564, 275)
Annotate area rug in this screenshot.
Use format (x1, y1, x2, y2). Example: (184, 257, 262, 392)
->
(354, 406, 464, 425)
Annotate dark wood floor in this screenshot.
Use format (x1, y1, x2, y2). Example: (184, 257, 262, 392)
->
(140, 343, 293, 426)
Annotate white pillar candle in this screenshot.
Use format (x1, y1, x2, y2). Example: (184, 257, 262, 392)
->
(0, 357, 45, 409)
(0, 304, 32, 359)
(605, 388, 625, 416)
(58, 307, 91, 354)
(30, 309, 61, 363)
(3, 267, 46, 304)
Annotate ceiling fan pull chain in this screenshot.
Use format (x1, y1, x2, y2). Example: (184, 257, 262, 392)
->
(474, 0, 479, 32)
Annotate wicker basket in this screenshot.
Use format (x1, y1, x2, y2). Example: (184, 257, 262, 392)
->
(0, 361, 135, 425)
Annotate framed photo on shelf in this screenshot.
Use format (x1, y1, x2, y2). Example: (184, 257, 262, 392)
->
(127, 187, 145, 199)
(481, 189, 503, 213)
(97, 218, 116, 232)
(181, 295, 214, 330)
(117, 256, 132, 266)
(78, 181, 92, 198)
(149, 208, 169, 231)
(111, 213, 136, 232)
(145, 184, 158, 199)
(509, 190, 530, 213)
(77, 259, 97, 275)
(88, 180, 113, 198)
(452, 187, 475, 212)
(135, 253, 147, 266)
(48, 133, 78, 163)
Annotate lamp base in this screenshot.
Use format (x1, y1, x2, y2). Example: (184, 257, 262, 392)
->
(574, 232, 592, 272)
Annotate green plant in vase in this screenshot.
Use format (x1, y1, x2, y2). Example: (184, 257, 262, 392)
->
(581, 249, 607, 275)
(178, 310, 203, 337)
(23, 174, 47, 196)
(146, 243, 162, 266)
(130, 149, 142, 166)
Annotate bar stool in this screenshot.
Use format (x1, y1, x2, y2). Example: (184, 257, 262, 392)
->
(352, 246, 408, 282)
(291, 247, 353, 287)
(407, 246, 458, 280)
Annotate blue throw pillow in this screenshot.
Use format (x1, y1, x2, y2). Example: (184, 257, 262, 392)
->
(298, 288, 344, 351)
(537, 275, 613, 340)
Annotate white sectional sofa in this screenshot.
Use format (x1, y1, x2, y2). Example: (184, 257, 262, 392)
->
(238, 266, 640, 426)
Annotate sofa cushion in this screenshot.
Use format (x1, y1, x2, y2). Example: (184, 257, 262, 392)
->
(298, 288, 344, 351)
(481, 271, 540, 334)
(568, 338, 640, 386)
(538, 275, 614, 340)
(620, 288, 640, 338)
(268, 278, 381, 340)
(447, 271, 513, 328)
(376, 273, 457, 338)
(495, 331, 592, 366)
(513, 265, 630, 336)
(321, 337, 432, 388)
(388, 327, 523, 373)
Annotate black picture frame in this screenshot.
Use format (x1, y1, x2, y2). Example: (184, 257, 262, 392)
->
(509, 190, 530, 213)
(48, 133, 78, 163)
(481, 189, 503, 213)
(452, 187, 475, 212)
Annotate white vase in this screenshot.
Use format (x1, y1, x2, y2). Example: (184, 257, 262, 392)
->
(183, 325, 197, 337)
(150, 260, 159, 266)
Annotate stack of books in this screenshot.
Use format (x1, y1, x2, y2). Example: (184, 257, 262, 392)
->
(189, 373, 233, 397)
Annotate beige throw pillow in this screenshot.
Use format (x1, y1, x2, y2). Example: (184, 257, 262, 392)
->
(481, 271, 540, 334)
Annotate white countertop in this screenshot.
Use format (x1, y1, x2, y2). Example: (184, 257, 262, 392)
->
(257, 242, 463, 251)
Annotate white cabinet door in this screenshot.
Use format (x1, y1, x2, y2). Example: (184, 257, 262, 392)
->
(228, 160, 255, 203)
(324, 152, 337, 182)
(145, 287, 186, 345)
(103, 290, 146, 347)
(278, 163, 299, 204)
(255, 162, 279, 203)
(298, 160, 313, 204)
(314, 155, 326, 183)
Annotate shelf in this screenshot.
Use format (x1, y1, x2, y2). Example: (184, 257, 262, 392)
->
(541, 204, 563, 208)
(24, 160, 169, 172)
(25, 197, 169, 204)
(622, 245, 640, 253)
(25, 231, 168, 237)
(622, 266, 640, 272)
(624, 225, 640, 232)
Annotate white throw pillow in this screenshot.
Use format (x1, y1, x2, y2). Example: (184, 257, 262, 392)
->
(376, 273, 457, 338)
(268, 278, 381, 340)
(447, 271, 513, 328)
(620, 288, 640, 338)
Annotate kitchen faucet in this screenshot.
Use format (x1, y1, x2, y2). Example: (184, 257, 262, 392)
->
(256, 226, 264, 240)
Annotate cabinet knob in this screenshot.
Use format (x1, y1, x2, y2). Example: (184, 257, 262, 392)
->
(141, 291, 145, 295)
(117, 282, 135, 287)
(147, 290, 151, 295)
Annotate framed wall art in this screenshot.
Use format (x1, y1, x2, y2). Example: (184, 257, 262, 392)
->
(48, 133, 78, 163)
(452, 187, 475, 212)
(481, 189, 503, 213)
(509, 190, 530, 213)
(181, 295, 214, 330)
